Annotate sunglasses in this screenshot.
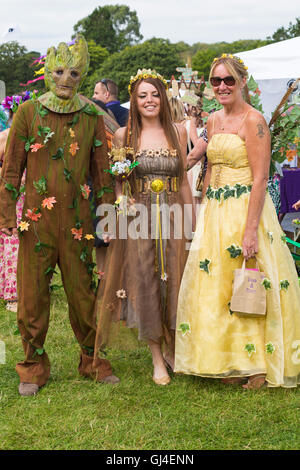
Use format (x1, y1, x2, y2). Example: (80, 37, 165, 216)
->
(210, 76, 236, 87)
(101, 78, 109, 91)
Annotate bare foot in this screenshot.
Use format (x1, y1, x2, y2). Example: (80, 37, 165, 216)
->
(242, 374, 266, 390)
(221, 377, 246, 385)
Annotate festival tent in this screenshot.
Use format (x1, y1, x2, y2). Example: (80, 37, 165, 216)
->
(237, 37, 300, 122)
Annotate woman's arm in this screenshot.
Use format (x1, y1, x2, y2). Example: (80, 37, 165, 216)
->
(112, 127, 127, 199)
(187, 137, 207, 169)
(292, 200, 300, 211)
(243, 111, 271, 260)
(176, 123, 195, 232)
(189, 117, 199, 147)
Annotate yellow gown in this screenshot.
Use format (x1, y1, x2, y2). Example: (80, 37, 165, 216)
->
(175, 133, 300, 387)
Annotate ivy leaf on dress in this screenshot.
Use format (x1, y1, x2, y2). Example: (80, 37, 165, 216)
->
(178, 322, 191, 336)
(262, 278, 272, 290)
(244, 343, 256, 357)
(265, 342, 276, 354)
(199, 259, 211, 274)
(226, 244, 242, 258)
(279, 280, 290, 291)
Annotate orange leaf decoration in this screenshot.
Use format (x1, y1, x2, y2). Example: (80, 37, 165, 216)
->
(30, 143, 44, 152)
(69, 142, 79, 156)
(42, 196, 57, 210)
(25, 208, 42, 222)
(71, 227, 83, 240)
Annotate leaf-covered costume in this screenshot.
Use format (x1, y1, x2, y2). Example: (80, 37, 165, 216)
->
(175, 133, 300, 388)
(0, 97, 114, 386)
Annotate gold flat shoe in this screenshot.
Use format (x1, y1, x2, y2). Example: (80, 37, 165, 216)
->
(152, 375, 171, 386)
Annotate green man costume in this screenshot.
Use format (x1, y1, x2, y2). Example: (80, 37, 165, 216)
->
(0, 35, 118, 394)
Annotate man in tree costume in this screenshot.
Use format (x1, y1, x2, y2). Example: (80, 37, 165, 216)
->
(0, 35, 119, 396)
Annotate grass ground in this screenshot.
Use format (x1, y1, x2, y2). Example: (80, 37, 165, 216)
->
(0, 270, 299, 451)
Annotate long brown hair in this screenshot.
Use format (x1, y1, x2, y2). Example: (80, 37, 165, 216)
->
(124, 77, 184, 182)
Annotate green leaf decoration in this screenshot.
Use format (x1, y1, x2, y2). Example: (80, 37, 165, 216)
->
(215, 187, 224, 202)
(97, 186, 113, 198)
(235, 184, 248, 198)
(244, 343, 256, 357)
(68, 197, 78, 209)
(37, 125, 51, 138)
(19, 185, 26, 194)
(199, 258, 211, 274)
(81, 345, 94, 355)
(178, 322, 191, 336)
(279, 279, 289, 291)
(87, 262, 97, 275)
(33, 176, 47, 195)
(34, 241, 52, 253)
(44, 266, 57, 276)
(265, 342, 275, 355)
(262, 278, 272, 290)
(228, 302, 234, 315)
(5, 183, 19, 200)
(52, 147, 64, 160)
(226, 244, 242, 259)
(36, 348, 45, 356)
(49, 284, 63, 292)
(80, 247, 88, 263)
(19, 135, 35, 152)
(38, 105, 48, 118)
(83, 103, 103, 116)
(90, 279, 98, 292)
(68, 114, 80, 127)
(13, 325, 20, 336)
(63, 168, 72, 182)
(75, 221, 82, 229)
(93, 138, 102, 147)
(281, 235, 287, 244)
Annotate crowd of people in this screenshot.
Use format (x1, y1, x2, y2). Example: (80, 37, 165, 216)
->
(0, 35, 299, 396)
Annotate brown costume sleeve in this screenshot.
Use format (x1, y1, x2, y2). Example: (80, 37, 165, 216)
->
(90, 114, 114, 206)
(0, 104, 28, 228)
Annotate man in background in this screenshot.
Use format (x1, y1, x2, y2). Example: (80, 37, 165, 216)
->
(93, 78, 128, 127)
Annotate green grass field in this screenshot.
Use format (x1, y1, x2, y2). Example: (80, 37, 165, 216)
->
(0, 272, 299, 451)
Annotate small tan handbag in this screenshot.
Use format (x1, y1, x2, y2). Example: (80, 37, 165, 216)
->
(230, 259, 266, 316)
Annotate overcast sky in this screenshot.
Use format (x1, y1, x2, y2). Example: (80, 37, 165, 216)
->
(0, 0, 299, 54)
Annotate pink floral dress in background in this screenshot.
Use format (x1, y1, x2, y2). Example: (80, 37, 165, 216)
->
(0, 177, 25, 301)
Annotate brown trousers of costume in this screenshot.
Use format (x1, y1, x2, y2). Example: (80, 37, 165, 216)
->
(15, 221, 112, 386)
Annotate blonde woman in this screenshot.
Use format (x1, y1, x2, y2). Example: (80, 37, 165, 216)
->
(175, 55, 300, 390)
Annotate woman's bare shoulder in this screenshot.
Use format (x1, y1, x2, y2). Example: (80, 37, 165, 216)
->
(113, 126, 127, 146)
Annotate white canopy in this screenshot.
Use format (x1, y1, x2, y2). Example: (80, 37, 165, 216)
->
(239, 37, 300, 167)
(238, 36, 300, 81)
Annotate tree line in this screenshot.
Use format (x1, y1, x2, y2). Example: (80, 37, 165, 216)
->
(1, 5, 299, 101)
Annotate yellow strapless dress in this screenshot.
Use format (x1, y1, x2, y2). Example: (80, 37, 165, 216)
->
(175, 134, 300, 387)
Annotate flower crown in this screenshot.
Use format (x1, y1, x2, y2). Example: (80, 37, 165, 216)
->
(128, 68, 168, 95)
(213, 54, 248, 71)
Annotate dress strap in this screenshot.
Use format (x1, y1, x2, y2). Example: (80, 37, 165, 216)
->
(212, 113, 216, 133)
(237, 109, 251, 133)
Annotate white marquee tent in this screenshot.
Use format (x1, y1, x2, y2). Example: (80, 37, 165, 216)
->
(238, 36, 300, 122)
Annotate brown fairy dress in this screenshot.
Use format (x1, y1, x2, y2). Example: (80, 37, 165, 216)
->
(93, 148, 189, 355)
